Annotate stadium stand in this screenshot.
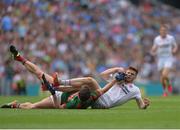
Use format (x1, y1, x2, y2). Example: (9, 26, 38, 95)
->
(0, 0, 180, 95)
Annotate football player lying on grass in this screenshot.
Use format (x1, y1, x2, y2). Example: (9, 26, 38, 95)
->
(1, 73, 121, 109)
(41, 74, 118, 109)
(1, 45, 150, 109)
(52, 67, 150, 109)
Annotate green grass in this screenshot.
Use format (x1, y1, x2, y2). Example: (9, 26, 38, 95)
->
(0, 96, 180, 129)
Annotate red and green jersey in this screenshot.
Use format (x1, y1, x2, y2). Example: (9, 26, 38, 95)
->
(61, 91, 101, 109)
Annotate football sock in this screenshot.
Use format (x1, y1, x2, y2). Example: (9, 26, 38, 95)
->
(12, 102, 20, 108)
(60, 80, 71, 86)
(15, 55, 27, 65)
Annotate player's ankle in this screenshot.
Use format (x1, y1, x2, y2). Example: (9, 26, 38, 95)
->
(53, 73, 61, 87)
(15, 55, 27, 64)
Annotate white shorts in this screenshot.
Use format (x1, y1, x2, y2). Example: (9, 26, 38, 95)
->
(50, 91, 63, 104)
(91, 93, 110, 109)
(157, 57, 175, 71)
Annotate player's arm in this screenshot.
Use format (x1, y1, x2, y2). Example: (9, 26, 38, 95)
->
(93, 78, 122, 101)
(54, 103, 67, 109)
(100, 67, 124, 81)
(57, 102, 75, 109)
(52, 99, 74, 109)
(172, 44, 178, 54)
(150, 44, 158, 56)
(99, 79, 117, 94)
(172, 37, 178, 54)
(135, 97, 150, 109)
(151, 37, 159, 56)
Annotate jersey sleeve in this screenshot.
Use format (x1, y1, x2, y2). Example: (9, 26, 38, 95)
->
(171, 36, 177, 46)
(153, 37, 158, 46)
(134, 88, 142, 100)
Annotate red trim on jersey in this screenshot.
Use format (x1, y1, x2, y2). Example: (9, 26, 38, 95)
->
(67, 92, 78, 102)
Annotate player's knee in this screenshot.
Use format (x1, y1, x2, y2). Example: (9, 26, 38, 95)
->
(30, 104, 38, 109)
(162, 73, 168, 78)
(37, 71, 43, 79)
(85, 77, 95, 84)
(162, 70, 169, 77)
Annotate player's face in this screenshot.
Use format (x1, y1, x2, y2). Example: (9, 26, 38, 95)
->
(159, 27, 167, 38)
(125, 69, 137, 83)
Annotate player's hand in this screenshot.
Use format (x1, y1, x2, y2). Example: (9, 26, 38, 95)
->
(115, 72, 126, 81)
(143, 98, 150, 106)
(172, 48, 177, 54)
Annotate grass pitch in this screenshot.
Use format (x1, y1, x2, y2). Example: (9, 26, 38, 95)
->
(0, 95, 180, 129)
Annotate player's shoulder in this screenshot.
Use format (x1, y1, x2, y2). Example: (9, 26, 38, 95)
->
(154, 35, 161, 40)
(154, 36, 161, 43)
(130, 84, 141, 92)
(167, 34, 175, 39)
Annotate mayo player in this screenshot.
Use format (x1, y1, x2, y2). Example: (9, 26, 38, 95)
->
(151, 24, 178, 97)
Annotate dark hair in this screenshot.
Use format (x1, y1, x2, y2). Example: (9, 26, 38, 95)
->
(160, 24, 168, 29)
(128, 66, 138, 75)
(79, 85, 91, 102)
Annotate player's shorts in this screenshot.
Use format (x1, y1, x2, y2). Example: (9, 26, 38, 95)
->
(50, 91, 63, 104)
(91, 93, 110, 109)
(157, 57, 175, 71)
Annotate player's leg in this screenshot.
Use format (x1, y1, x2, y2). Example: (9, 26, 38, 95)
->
(158, 59, 168, 96)
(23, 61, 53, 83)
(56, 76, 100, 90)
(18, 102, 34, 109)
(160, 68, 171, 97)
(32, 90, 64, 109)
(162, 68, 172, 93)
(17, 97, 55, 109)
(165, 58, 175, 93)
(1, 97, 56, 109)
(160, 69, 168, 97)
(161, 58, 174, 96)
(0, 100, 19, 108)
(9, 45, 53, 84)
(41, 74, 60, 108)
(30, 97, 55, 109)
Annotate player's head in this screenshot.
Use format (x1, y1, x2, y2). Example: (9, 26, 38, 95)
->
(79, 85, 91, 102)
(125, 66, 138, 83)
(159, 24, 168, 38)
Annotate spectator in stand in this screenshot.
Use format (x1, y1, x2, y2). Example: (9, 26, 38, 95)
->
(0, 0, 179, 95)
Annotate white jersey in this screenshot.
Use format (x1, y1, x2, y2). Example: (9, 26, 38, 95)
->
(92, 82, 141, 108)
(153, 34, 177, 59)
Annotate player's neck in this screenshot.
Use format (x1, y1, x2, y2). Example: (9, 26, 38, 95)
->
(125, 81, 132, 84)
(160, 35, 167, 39)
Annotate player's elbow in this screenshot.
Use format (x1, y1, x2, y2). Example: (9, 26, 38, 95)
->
(150, 50, 155, 56)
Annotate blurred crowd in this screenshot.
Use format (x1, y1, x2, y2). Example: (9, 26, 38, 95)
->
(0, 0, 180, 95)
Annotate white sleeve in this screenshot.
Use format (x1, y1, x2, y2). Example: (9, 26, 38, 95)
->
(134, 88, 142, 100)
(153, 37, 158, 46)
(171, 36, 177, 46)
